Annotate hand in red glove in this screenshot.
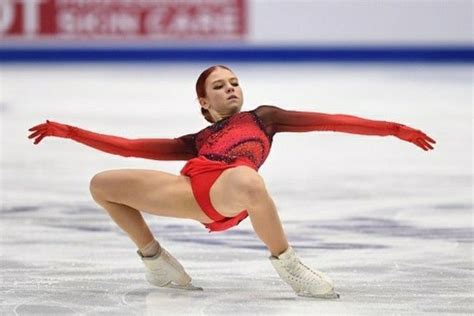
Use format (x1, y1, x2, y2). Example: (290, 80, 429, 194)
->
(28, 120, 72, 145)
(393, 123, 436, 151)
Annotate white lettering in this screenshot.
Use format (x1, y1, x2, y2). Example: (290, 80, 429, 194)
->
(169, 10, 191, 33)
(144, 8, 166, 33)
(109, 13, 139, 34)
(58, 9, 139, 34)
(58, 11, 75, 34)
(196, 10, 213, 33)
(0, 0, 14, 33)
(220, 8, 238, 34)
(23, 0, 44, 36)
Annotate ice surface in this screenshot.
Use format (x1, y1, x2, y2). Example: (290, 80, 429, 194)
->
(1, 63, 472, 315)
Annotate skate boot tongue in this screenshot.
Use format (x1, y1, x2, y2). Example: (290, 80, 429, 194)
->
(271, 246, 301, 271)
(272, 246, 295, 260)
(138, 246, 193, 287)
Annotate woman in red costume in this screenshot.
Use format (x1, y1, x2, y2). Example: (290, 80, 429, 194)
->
(28, 65, 436, 298)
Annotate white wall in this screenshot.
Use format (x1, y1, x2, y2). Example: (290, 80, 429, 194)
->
(249, 0, 471, 45)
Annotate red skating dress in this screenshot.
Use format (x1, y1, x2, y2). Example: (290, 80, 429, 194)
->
(178, 108, 274, 232)
(61, 105, 401, 233)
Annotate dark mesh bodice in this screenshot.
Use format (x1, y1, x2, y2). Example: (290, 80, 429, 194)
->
(194, 109, 273, 170)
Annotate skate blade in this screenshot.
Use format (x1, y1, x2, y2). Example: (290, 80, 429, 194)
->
(164, 282, 204, 291)
(297, 290, 340, 299)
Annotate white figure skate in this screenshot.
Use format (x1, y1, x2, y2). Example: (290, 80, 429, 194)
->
(269, 246, 340, 299)
(137, 246, 203, 291)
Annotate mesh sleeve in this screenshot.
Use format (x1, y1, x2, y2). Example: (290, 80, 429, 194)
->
(254, 105, 398, 137)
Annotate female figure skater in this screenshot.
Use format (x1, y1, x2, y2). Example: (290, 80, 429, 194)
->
(27, 65, 436, 298)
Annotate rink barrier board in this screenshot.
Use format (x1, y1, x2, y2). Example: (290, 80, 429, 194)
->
(1, 46, 473, 62)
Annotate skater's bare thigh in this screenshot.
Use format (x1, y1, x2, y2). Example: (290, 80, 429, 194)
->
(90, 169, 214, 223)
(210, 165, 266, 217)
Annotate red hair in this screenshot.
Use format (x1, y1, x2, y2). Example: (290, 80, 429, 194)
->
(196, 65, 232, 123)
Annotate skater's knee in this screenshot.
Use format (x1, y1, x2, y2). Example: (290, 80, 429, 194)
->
(90, 169, 143, 203)
(89, 173, 104, 200)
(231, 167, 267, 202)
(89, 171, 115, 200)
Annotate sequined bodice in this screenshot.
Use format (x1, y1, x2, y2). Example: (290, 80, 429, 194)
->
(194, 110, 273, 170)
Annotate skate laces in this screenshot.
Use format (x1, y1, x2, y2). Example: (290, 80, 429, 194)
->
(285, 255, 323, 284)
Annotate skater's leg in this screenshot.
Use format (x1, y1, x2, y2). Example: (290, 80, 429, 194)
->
(232, 171, 338, 298)
(210, 166, 289, 257)
(89, 169, 214, 248)
(210, 166, 338, 298)
(89, 169, 207, 289)
(90, 197, 155, 249)
(246, 191, 289, 257)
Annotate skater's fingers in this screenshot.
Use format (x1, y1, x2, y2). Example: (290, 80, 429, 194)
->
(418, 138, 433, 150)
(28, 130, 42, 139)
(423, 134, 436, 144)
(34, 133, 47, 145)
(28, 122, 47, 131)
(420, 138, 434, 150)
(414, 139, 427, 151)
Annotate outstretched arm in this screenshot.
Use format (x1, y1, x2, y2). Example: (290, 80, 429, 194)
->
(255, 105, 436, 151)
(27, 120, 197, 160)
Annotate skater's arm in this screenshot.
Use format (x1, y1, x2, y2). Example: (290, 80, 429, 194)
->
(254, 105, 436, 151)
(28, 120, 197, 160)
(255, 105, 399, 136)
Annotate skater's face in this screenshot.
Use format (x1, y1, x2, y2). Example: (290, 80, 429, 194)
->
(199, 67, 243, 122)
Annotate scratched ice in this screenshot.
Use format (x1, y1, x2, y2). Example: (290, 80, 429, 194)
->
(1, 63, 472, 315)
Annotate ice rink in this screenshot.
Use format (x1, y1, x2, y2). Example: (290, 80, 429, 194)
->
(1, 63, 472, 315)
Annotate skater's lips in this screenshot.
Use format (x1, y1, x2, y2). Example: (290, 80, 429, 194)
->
(227, 95, 238, 100)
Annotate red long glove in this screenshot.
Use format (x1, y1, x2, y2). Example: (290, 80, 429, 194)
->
(255, 105, 436, 151)
(27, 120, 197, 160)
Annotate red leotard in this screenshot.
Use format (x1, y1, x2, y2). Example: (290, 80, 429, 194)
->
(178, 108, 274, 232)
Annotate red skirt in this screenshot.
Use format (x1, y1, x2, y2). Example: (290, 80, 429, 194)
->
(180, 156, 256, 233)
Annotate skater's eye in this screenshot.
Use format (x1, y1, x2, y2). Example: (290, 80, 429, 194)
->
(214, 82, 238, 90)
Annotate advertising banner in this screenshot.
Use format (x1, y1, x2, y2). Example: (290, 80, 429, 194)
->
(1, 0, 247, 41)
